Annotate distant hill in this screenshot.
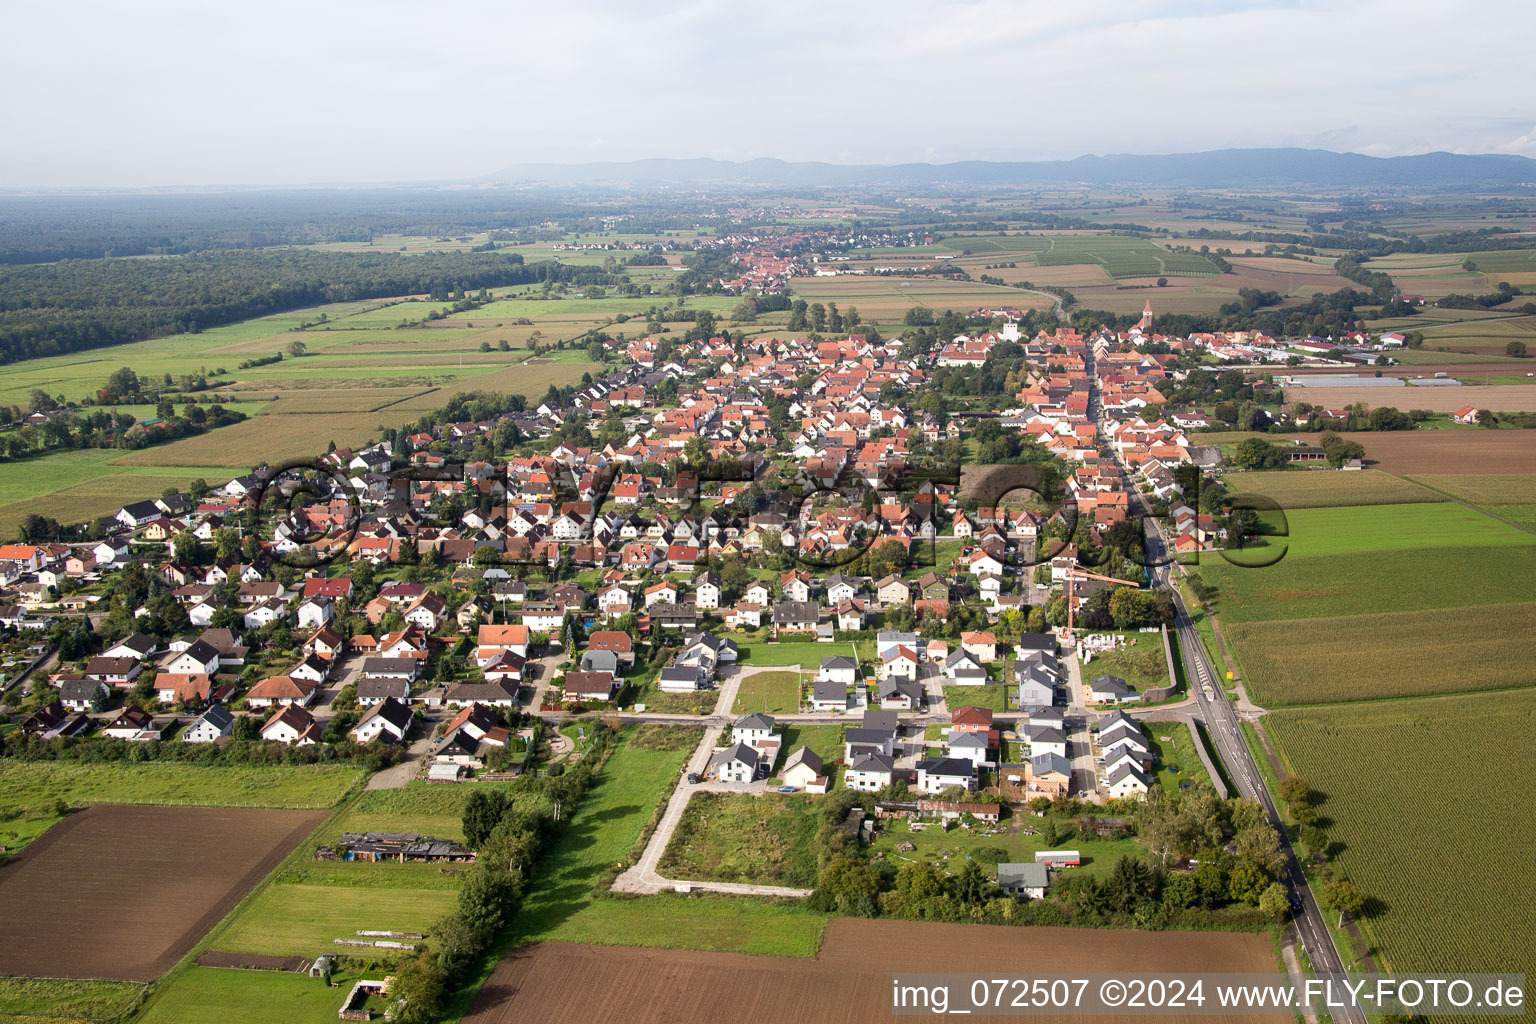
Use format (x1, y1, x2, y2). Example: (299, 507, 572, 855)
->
(484, 149, 1536, 189)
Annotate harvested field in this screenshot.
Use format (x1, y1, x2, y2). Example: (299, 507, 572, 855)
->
(1238, 431, 1536, 474)
(1285, 384, 1536, 413)
(0, 805, 326, 982)
(1227, 602, 1536, 706)
(464, 919, 1278, 1024)
(1222, 468, 1443, 508)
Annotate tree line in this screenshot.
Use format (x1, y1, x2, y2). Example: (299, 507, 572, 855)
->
(0, 248, 626, 365)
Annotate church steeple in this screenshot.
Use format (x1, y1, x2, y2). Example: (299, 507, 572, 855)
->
(1139, 299, 1154, 331)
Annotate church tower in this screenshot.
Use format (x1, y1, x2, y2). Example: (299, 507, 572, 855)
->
(1139, 299, 1154, 332)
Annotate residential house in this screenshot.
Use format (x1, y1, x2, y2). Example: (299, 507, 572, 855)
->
(352, 697, 413, 744)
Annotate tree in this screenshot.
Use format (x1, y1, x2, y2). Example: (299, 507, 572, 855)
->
(1277, 775, 1311, 806)
(817, 855, 880, 914)
(1258, 881, 1291, 922)
(1321, 878, 1365, 927)
(1236, 823, 1287, 877)
(388, 955, 445, 1024)
(1227, 858, 1269, 905)
(1507, 341, 1528, 358)
(287, 339, 307, 357)
(171, 531, 200, 563)
(462, 788, 512, 848)
(28, 388, 55, 414)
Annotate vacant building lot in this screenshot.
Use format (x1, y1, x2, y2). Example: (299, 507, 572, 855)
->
(659, 792, 820, 887)
(0, 805, 326, 981)
(1266, 690, 1536, 989)
(463, 919, 1278, 1024)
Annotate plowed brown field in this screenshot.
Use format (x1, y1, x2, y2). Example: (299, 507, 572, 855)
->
(464, 918, 1277, 1023)
(0, 805, 325, 981)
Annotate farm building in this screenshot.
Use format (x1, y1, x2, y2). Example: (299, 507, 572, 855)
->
(330, 832, 475, 863)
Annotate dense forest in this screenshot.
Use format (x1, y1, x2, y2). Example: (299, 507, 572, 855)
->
(0, 249, 622, 364)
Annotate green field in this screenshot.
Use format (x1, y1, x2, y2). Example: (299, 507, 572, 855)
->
(1267, 502, 1533, 559)
(1405, 474, 1536, 505)
(1222, 469, 1445, 509)
(1026, 236, 1222, 279)
(1266, 690, 1536, 987)
(138, 965, 364, 1024)
(0, 762, 362, 813)
(1201, 543, 1536, 623)
(0, 976, 145, 1023)
(214, 882, 457, 958)
(659, 792, 820, 886)
(732, 670, 803, 714)
(1225, 602, 1536, 705)
(504, 733, 828, 958)
(942, 682, 1015, 712)
(738, 642, 858, 669)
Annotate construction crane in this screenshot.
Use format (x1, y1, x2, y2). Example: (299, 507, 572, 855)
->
(1061, 566, 1141, 643)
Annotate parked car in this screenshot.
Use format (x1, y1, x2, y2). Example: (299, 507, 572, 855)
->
(686, 773, 701, 784)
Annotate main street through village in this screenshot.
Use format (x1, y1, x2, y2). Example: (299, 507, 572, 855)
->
(1092, 354, 1365, 1024)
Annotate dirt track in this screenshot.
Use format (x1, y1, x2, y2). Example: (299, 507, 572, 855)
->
(0, 805, 325, 982)
(464, 918, 1278, 1024)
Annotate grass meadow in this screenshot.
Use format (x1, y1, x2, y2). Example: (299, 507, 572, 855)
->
(659, 792, 820, 886)
(1266, 689, 1536, 988)
(732, 671, 803, 714)
(213, 882, 458, 958)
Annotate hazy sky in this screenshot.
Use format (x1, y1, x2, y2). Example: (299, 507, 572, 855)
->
(4, 0, 1534, 187)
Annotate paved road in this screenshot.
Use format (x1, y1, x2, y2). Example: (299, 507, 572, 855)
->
(1093, 355, 1365, 1020)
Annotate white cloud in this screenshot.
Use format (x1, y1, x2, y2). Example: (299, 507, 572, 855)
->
(0, 0, 1532, 185)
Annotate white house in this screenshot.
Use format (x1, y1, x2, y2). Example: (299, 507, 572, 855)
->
(915, 757, 978, 794)
(260, 705, 320, 745)
(845, 752, 895, 791)
(182, 706, 235, 743)
(352, 697, 413, 744)
(1104, 762, 1152, 799)
(818, 656, 858, 686)
(297, 597, 334, 629)
(708, 742, 765, 784)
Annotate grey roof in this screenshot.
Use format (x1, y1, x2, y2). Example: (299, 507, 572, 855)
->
(358, 696, 413, 732)
(812, 680, 848, 704)
(1099, 710, 1138, 732)
(784, 746, 824, 776)
(997, 862, 1050, 889)
(915, 757, 977, 778)
(1105, 762, 1152, 786)
(659, 666, 706, 684)
(194, 705, 235, 731)
(820, 655, 857, 671)
(846, 718, 897, 741)
(734, 712, 775, 731)
(58, 678, 106, 703)
(1030, 752, 1072, 776)
(772, 600, 821, 624)
(708, 742, 760, 769)
(363, 657, 419, 678)
(947, 731, 988, 749)
(848, 752, 895, 773)
(1015, 632, 1056, 653)
(878, 676, 922, 699)
(1028, 726, 1067, 745)
(862, 709, 899, 731)
(1089, 674, 1132, 694)
(358, 677, 411, 701)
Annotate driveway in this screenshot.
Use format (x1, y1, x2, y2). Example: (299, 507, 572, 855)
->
(365, 727, 434, 790)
